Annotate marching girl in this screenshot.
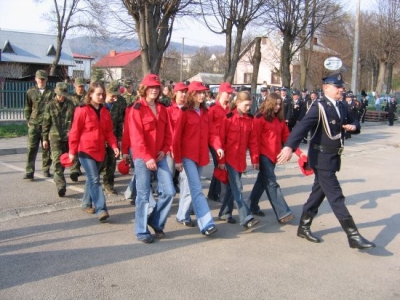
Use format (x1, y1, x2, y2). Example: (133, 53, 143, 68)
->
(172, 81, 224, 236)
(68, 82, 119, 222)
(217, 91, 260, 229)
(207, 82, 234, 202)
(129, 74, 176, 243)
(248, 92, 294, 223)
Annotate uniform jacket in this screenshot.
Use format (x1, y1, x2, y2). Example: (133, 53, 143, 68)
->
(129, 98, 171, 162)
(218, 109, 259, 172)
(122, 91, 137, 105)
(69, 104, 117, 162)
(290, 98, 306, 125)
(254, 114, 290, 164)
(282, 96, 293, 121)
(105, 95, 126, 141)
(25, 85, 54, 125)
(285, 97, 360, 172)
(388, 101, 398, 113)
(121, 104, 133, 155)
(172, 107, 222, 166)
(344, 99, 360, 120)
(69, 92, 86, 106)
(42, 98, 76, 142)
(208, 101, 230, 134)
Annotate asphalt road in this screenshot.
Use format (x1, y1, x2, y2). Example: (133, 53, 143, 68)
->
(0, 124, 399, 299)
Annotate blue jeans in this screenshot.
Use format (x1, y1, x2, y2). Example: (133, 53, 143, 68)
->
(175, 168, 193, 222)
(183, 158, 215, 233)
(248, 155, 292, 221)
(134, 158, 175, 240)
(219, 163, 253, 226)
(79, 156, 108, 215)
(124, 173, 156, 214)
(207, 146, 221, 200)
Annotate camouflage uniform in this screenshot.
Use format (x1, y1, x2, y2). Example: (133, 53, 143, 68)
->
(122, 78, 137, 105)
(42, 83, 76, 194)
(101, 82, 127, 192)
(24, 72, 54, 177)
(69, 92, 86, 106)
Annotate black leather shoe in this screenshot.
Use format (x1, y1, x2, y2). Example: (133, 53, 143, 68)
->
(177, 220, 195, 227)
(70, 172, 79, 182)
(148, 222, 165, 239)
(203, 226, 218, 236)
(251, 210, 265, 217)
(339, 217, 375, 249)
(297, 227, 321, 243)
(43, 171, 51, 178)
(219, 216, 236, 224)
(23, 173, 34, 180)
(58, 187, 66, 197)
(140, 236, 154, 244)
(244, 218, 260, 229)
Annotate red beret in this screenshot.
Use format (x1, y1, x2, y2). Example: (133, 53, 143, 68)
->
(213, 168, 229, 184)
(173, 82, 188, 92)
(60, 153, 73, 168)
(188, 81, 209, 93)
(117, 160, 130, 175)
(141, 74, 162, 87)
(219, 82, 234, 93)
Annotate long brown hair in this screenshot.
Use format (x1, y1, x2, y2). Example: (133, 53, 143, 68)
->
(258, 92, 283, 122)
(85, 82, 106, 105)
(186, 91, 207, 110)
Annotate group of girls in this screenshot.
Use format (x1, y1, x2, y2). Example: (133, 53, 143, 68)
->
(68, 74, 293, 244)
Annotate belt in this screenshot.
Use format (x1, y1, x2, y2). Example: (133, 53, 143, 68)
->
(312, 144, 344, 155)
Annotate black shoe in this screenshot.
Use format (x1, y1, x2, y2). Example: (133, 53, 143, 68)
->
(140, 236, 155, 244)
(23, 173, 34, 180)
(244, 218, 260, 229)
(44, 171, 51, 178)
(177, 220, 195, 227)
(297, 211, 321, 243)
(251, 210, 265, 217)
(203, 226, 218, 236)
(148, 222, 165, 239)
(219, 216, 236, 224)
(70, 172, 79, 182)
(57, 187, 66, 197)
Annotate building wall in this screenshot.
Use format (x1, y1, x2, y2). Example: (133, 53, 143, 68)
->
(68, 57, 92, 79)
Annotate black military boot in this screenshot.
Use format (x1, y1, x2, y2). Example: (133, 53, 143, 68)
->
(297, 211, 321, 243)
(339, 217, 376, 249)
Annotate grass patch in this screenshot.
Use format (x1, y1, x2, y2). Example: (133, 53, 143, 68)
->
(0, 124, 28, 138)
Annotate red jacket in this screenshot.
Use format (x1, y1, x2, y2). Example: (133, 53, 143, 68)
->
(218, 109, 259, 172)
(121, 105, 133, 155)
(208, 101, 229, 134)
(173, 107, 222, 166)
(69, 105, 117, 162)
(129, 98, 171, 162)
(254, 114, 290, 164)
(167, 101, 184, 151)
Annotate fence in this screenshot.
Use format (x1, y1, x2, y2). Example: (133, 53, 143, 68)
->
(0, 81, 73, 120)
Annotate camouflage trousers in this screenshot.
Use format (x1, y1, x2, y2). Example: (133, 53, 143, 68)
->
(100, 144, 116, 190)
(50, 140, 69, 188)
(25, 125, 52, 175)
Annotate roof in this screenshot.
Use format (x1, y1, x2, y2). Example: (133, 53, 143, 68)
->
(0, 30, 74, 66)
(186, 73, 225, 84)
(93, 50, 141, 68)
(73, 53, 94, 60)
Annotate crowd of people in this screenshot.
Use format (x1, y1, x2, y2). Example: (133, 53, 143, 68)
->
(23, 69, 376, 249)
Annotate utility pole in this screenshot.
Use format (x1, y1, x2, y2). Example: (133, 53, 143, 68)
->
(351, 0, 360, 94)
(180, 37, 185, 81)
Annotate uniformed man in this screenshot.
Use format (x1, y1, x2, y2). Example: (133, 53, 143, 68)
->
(301, 88, 310, 103)
(302, 91, 318, 144)
(100, 81, 127, 195)
(122, 78, 137, 105)
(343, 91, 359, 139)
(42, 82, 76, 197)
(256, 86, 269, 112)
(281, 86, 293, 127)
(23, 70, 54, 180)
(359, 92, 369, 123)
(277, 73, 375, 250)
(69, 77, 86, 106)
(387, 96, 398, 126)
(289, 89, 305, 131)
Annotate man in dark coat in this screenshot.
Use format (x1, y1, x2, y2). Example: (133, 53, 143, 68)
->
(277, 73, 375, 250)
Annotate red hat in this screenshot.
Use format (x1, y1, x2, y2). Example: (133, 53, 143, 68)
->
(141, 74, 162, 87)
(213, 168, 229, 185)
(117, 160, 130, 175)
(60, 153, 73, 168)
(298, 155, 314, 176)
(219, 82, 234, 93)
(173, 82, 188, 92)
(188, 81, 209, 93)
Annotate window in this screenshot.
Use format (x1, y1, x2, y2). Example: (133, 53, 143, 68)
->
(244, 73, 252, 84)
(3, 40, 15, 53)
(75, 60, 83, 64)
(47, 45, 56, 56)
(73, 70, 84, 78)
(271, 72, 281, 84)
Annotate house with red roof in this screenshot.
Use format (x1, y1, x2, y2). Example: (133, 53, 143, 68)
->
(68, 53, 94, 80)
(93, 49, 142, 82)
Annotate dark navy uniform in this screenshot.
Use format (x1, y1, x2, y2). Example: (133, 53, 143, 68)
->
(387, 99, 398, 126)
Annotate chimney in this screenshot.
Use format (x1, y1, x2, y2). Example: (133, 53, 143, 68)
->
(313, 37, 318, 45)
(110, 50, 116, 57)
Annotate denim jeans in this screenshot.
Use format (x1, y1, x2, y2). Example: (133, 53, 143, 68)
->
(248, 154, 292, 220)
(124, 173, 156, 215)
(79, 156, 108, 215)
(175, 168, 193, 222)
(134, 157, 175, 240)
(207, 146, 221, 200)
(183, 158, 215, 233)
(219, 163, 253, 226)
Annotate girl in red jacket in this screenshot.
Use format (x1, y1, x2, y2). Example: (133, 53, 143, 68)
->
(129, 74, 176, 244)
(68, 82, 119, 222)
(248, 92, 294, 223)
(172, 81, 224, 236)
(207, 82, 234, 202)
(217, 91, 260, 228)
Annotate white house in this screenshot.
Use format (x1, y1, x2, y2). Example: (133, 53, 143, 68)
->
(68, 53, 94, 80)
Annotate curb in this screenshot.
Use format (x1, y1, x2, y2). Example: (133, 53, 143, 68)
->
(0, 148, 28, 156)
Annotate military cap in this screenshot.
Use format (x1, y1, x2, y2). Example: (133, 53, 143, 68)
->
(74, 77, 86, 86)
(35, 70, 48, 79)
(260, 87, 268, 92)
(54, 82, 69, 96)
(124, 79, 133, 88)
(90, 74, 103, 83)
(274, 87, 281, 92)
(292, 89, 300, 96)
(345, 91, 353, 98)
(106, 81, 120, 95)
(281, 86, 288, 91)
(310, 90, 318, 96)
(301, 88, 308, 93)
(322, 73, 344, 87)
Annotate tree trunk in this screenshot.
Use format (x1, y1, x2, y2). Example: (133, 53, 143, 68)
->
(386, 62, 394, 94)
(376, 60, 387, 94)
(250, 37, 262, 113)
(280, 36, 292, 87)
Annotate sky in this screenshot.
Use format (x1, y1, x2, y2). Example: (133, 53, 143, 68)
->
(0, 0, 376, 47)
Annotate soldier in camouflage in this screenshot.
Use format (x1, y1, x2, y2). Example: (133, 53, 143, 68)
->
(100, 81, 127, 194)
(122, 79, 137, 105)
(42, 82, 76, 197)
(24, 70, 54, 180)
(68, 77, 87, 181)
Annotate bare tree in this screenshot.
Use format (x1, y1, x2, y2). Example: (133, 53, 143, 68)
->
(200, 0, 267, 83)
(262, 0, 340, 87)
